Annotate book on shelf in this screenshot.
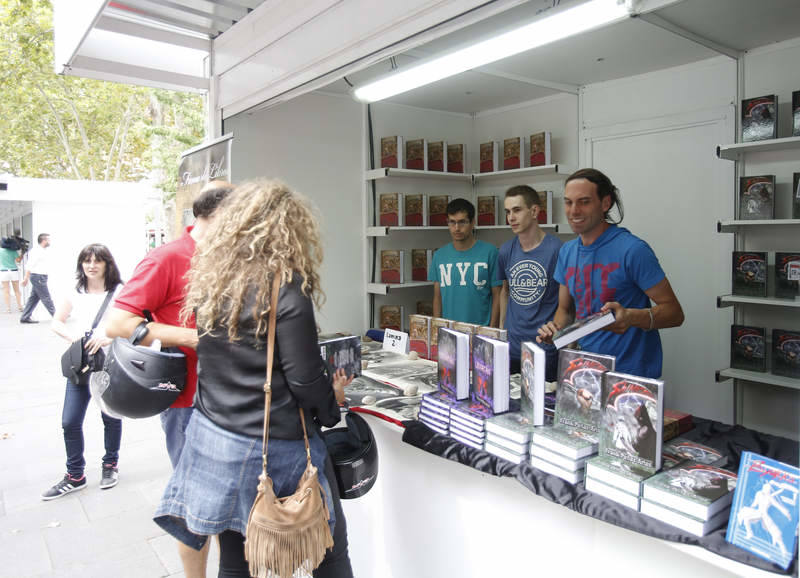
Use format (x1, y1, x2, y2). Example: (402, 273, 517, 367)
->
(476, 326, 508, 342)
(726, 451, 800, 570)
(529, 131, 552, 167)
(640, 499, 732, 537)
(503, 136, 524, 170)
(417, 301, 434, 316)
(428, 317, 452, 361)
(738, 175, 775, 220)
(380, 136, 403, 168)
(405, 138, 427, 170)
(772, 329, 800, 378)
(485, 440, 526, 464)
(437, 327, 470, 400)
(599, 371, 664, 472)
(530, 442, 591, 472)
(379, 193, 403, 227)
(793, 91, 800, 137)
(427, 140, 446, 172)
(662, 438, 726, 467)
(774, 252, 800, 299)
(531, 425, 598, 460)
(429, 195, 451, 226)
(318, 333, 361, 377)
(447, 143, 465, 173)
(479, 141, 499, 173)
(471, 334, 510, 414)
(554, 348, 616, 435)
(642, 462, 737, 521)
(552, 310, 616, 349)
(663, 408, 693, 442)
(477, 195, 499, 226)
(379, 305, 404, 332)
(794, 173, 800, 220)
(732, 251, 767, 297)
(408, 314, 431, 359)
(380, 249, 405, 284)
(536, 190, 553, 225)
(585, 454, 654, 497)
(411, 248, 433, 282)
(520, 341, 546, 426)
(741, 95, 777, 142)
(531, 455, 585, 484)
(584, 475, 640, 510)
(404, 193, 427, 227)
(730, 325, 766, 372)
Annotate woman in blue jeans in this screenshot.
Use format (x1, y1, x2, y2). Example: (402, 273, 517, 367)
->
(42, 244, 123, 500)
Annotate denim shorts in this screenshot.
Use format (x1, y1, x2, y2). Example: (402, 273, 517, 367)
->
(153, 410, 335, 550)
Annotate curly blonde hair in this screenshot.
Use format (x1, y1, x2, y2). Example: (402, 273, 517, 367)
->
(183, 179, 324, 341)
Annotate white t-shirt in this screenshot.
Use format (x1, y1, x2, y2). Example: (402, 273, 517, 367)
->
(69, 285, 122, 343)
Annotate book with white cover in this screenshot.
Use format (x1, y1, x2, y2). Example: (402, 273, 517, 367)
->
(486, 431, 529, 455)
(640, 500, 731, 537)
(485, 440, 526, 464)
(530, 455, 585, 484)
(584, 476, 640, 511)
(530, 443, 590, 472)
(520, 341, 546, 426)
(553, 310, 615, 349)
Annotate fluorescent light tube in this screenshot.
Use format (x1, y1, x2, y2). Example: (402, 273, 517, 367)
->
(354, 0, 631, 102)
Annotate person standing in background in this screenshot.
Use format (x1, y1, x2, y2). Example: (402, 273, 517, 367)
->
(20, 233, 56, 324)
(1, 229, 24, 314)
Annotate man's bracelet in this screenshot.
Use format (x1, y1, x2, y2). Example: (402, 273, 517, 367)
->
(647, 307, 655, 331)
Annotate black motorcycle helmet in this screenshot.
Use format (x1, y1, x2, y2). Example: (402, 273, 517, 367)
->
(321, 411, 378, 499)
(94, 322, 187, 419)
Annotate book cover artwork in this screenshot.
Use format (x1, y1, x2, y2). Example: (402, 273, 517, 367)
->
(429, 195, 450, 227)
(471, 334, 509, 414)
(662, 438, 726, 468)
(380, 250, 404, 284)
(318, 334, 361, 377)
(408, 314, 431, 359)
(380, 136, 402, 168)
(479, 141, 498, 173)
(405, 138, 426, 170)
(520, 341, 546, 426)
(732, 252, 767, 297)
(643, 463, 737, 518)
(411, 248, 432, 282)
(503, 137, 523, 170)
(772, 329, 800, 378)
(741, 95, 777, 142)
(554, 349, 615, 434)
(428, 317, 451, 361)
(793, 91, 800, 137)
(379, 193, 402, 227)
(404, 194, 426, 227)
(477, 196, 498, 226)
(774, 252, 800, 299)
(379, 305, 403, 332)
(730, 325, 766, 372)
(536, 190, 553, 225)
(726, 452, 800, 570)
(427, 140, 446, 172)
(437, 327, 468, 400)
(447, 143, 465, 173)
(794, 173, 800, 220)
(599, 372, 664, 472)
(529, 132, 551, 167)
(738, 175, 775, 220)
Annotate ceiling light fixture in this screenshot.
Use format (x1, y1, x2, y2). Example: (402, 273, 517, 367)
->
(354, 0, 633, 103)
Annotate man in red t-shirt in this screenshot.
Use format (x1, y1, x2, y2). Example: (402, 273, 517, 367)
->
(107, 181, 233, 578)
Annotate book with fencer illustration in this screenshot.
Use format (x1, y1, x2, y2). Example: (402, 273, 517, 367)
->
(730, 325, 766, 372)
(738, 175, 775, 220)
(427, 140, 446, 172)
(380, 136, 403, 168)
(552, 310, 615, 349)
(726, 452, 800, 570)
(732, 252, 767, 297)
(553, 348, 616, 436)
(437, 327, 469, 401)
(404, 194, 427, 227)
(741, 95, 777, 142)
(318, 333, 361, 377)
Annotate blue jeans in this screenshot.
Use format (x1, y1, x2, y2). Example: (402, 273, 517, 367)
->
(160, 406, 194, 468)
(21, 273, 55, 320)
(62, 379, 122, 477)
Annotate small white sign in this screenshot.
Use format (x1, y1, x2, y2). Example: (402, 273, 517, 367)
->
(383, 329, 409, 354)
(788, 261, 800, 281)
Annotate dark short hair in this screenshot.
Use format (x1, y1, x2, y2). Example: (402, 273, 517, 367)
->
(75, 244, 123, 292)
(193, 181, 235, 218)
(565, 168, 624, 223)
(37, 233, 49, 244)
(504, 185, 541, 209)
(447, 198, 475, 221)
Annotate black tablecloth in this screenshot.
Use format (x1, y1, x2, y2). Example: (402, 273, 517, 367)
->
(401, 417, 799, 576)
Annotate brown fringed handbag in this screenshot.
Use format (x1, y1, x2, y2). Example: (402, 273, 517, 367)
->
(245, 276, 334, 578)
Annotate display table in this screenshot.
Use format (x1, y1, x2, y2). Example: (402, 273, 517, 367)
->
(340, 413, 798, 578)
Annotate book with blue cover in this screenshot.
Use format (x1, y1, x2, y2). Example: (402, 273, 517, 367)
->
(471, 334, 510, 414)
(726, 452, 800, 570)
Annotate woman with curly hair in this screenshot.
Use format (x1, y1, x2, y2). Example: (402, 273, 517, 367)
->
(154, 180, 354, 578)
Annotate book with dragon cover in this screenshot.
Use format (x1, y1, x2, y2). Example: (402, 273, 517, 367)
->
(772, 329, 800, 378)
(553, 349, 616, 435)
(730, 325, 766, 372)
(732, 251, 767, 297)
(738, 175, 775, 220)
(741, 95, 777, 142)
(598, 371, 664, 473)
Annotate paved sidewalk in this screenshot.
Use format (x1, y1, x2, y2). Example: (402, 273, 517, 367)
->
(0, 311, 219, 577)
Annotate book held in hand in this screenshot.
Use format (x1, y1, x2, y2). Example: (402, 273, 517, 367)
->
(427, 140, 446, 172)
(520, 341, 546, 426)
(471, 334, 510, 414)
(437, 327, 470, 400)
(405, 138, 427, 170)
(380, 249, 404, 284)
(726, 452, 800, 570)
(741, 95, 777, 142)
(731, 252, 767, 297)
(552, 310, 615, 349)
(479, 141, 499, 173)
(379, 193, 403, 226)
(738, 175, 775, 220)
(730, 325, 766, 372)
(528, 132, 551, 167)
(318, 333, 361, 377)
(503, 136, 524, 170)
(380, 136, 403, 168)
(772, 329, 800, 378)
(447, 143, 465, 173)
(411, 248, 433, 282)
(774, 252, 800, 299)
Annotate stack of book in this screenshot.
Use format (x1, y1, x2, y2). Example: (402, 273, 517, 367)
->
(483, 401, 530, 464)
(640, 462, 738, 536)
(419, 391, 457, 435)
(528, 349, 616, 483)
(662, 437, 727, 468)
(449, 400, 491, 449)
(584, 371, 665, 511)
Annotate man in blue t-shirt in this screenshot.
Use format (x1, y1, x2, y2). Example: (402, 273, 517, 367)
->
(537, 168, 684, 378)
(497, 186, 562, 377)
(428, 198, 502, 326)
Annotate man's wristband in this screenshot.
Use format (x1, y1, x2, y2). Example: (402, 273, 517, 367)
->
(646, 307, 655, 331)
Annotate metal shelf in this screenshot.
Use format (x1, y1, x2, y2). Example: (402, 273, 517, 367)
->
(717, 294, 800, 308)
(366, 226, 449, 236)
(367, 281, 434, 295)
(365, 167, 471, 181)
(716, 368, 800, 391)
(473, 164, 570, 182)
(716, 136, 800, 161)
(717, 219, 800, 232)
(476, 223, 559, 232)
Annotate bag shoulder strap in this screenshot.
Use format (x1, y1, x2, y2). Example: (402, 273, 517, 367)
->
(260, 275, 312, 476)
(90, 285, 117, 330)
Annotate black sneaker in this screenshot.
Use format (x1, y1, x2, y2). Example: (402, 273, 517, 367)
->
(41, 474, 86, 500)
(100, 464, 118, 489)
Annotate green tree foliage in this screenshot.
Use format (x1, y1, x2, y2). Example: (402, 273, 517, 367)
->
(0, 0, 205, 194)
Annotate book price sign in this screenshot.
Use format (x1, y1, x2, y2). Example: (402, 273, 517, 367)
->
(383, 329, 409, 354)
(788, 262, 800, 281)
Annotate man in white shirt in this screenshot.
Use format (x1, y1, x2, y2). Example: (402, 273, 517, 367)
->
(20, 233, 55, 324)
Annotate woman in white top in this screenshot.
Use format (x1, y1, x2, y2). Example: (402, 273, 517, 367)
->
(42, 244, 124, 501)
